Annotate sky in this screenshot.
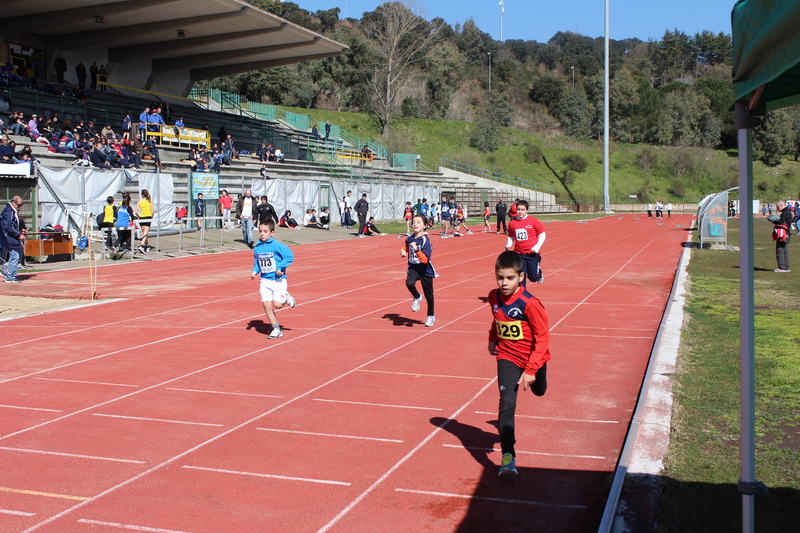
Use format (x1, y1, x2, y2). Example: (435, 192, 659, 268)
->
(294, 0, 736, 42)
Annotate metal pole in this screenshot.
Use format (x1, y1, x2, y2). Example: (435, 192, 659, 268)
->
(571, 66, 575, 87)
(603, 0, 610, 212)
(155, 166, 160, 253)
(735, 101, 763, 533)
(488, 53, 491, 93)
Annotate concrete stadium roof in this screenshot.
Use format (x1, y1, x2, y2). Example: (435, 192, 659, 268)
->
(0, 0, 348, 81)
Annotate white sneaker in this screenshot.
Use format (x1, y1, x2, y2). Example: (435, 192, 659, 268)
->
(286, 292, 296, 308)
(268, 328, 283, 339)
(466, 230, 474, 234)
(424, 316, 435, 327)
(537, 273, 544, 284)
(411, 297, 421, 313)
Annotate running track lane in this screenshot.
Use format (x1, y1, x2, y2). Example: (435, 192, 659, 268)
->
(0, 214, 691, 532)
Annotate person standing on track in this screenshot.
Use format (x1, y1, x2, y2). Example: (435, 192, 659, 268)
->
(495, 199, 507, 234)
(354, 193, 369, 237)
(136, 189, 153, 254)
(505, 200, 546, 285)
(488, 251, 551, 477)
(251, 219, 297, 339)
(401, 214, 438, 327)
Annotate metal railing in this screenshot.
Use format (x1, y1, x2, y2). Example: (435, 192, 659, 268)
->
(440, 158, 556, 194)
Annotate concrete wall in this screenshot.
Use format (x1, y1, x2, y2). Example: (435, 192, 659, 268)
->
(438, 167, 558, 205)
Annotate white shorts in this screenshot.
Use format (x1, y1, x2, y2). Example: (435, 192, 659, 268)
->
(259, 277, 288, 304)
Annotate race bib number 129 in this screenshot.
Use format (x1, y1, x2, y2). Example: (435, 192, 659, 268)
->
(495, 319, 524, 340)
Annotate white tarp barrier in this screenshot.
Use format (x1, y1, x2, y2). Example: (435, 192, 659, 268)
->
(251, 179, 440, 222)
(138, 173, 175, 228)
(38, 166, 126, 233)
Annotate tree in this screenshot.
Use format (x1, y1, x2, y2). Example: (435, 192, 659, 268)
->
(610, 69, 641, 142)
(361, 1, 446, 135)
(557, 86, 593, 139)
(656, 89, 720, 148)
(528, 74, 564, 114)
(753, 109, 794, 166)
(637, 147, 658, 178)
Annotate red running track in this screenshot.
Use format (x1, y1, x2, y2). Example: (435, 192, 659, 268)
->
(0, 214, 691, 533)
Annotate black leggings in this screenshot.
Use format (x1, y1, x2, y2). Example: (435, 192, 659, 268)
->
(496, 216, 507, 233)
(498, 359, 547, 457)
(406, 268, 434, 316)
(519, 252, 542, 285)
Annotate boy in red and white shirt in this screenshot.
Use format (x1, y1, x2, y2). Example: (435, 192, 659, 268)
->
(505, 199, 546, 285)
(488, 251, 551, 477)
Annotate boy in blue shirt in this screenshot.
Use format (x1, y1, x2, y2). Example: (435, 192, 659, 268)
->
(250, 220, 297, 338)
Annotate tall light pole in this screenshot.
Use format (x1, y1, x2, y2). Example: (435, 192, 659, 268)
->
(571, 66, 575, 87)
(488, 52, 492, 93)
(499, 0, 504, 42)
(602, 0, 610, 212)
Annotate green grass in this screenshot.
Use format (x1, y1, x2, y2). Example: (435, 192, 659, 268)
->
(655, 218, 800, 532)
(280, 104, 800, 205)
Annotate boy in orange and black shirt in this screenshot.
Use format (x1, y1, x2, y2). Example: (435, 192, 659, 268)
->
(488, 251, 551, 477)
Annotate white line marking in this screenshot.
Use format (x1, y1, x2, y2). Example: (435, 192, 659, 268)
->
(92, 414, 223, 427)
(77, 519, 192, 533)
(255, 427, 403, 443)
(474, 411, 619, 424)
(394, 488, 588, 509)
(0, 404, 61, 413)
(0, 446, 144, 464)
(182, 465, 350, 486)
(313, 398, 442, 411)
(34, 377, 139, 387)
(440, 444, 606, 460)
(166, 388, 281, 398)
(0, 508, 35, 516)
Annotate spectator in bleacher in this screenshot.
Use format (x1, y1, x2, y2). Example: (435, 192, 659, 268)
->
(222, 134, 235, 164)
(217, 126, 228, 146)
(256, 143, 269, 162)
(86, 121, 98, 138)
(144, 136, 162, 168)
(274, 147, 284, 163)
(101, 125, 115, 139)
(311, 125, 320, 139)
(0, 137, 15, 162)
(211, 149, 222, 172)
(121, 111, 131, 140)
(122, 140, 140, 169)
(98, 65, 107, 91)
(175, 117, 184, 128)
(325, 121, 332, 140)
(9, 114, 27, 137)
(89, 62, 98, 90)
(360, 144, 372, 167)
(54, 54, 67, 84)
(72, 84, 88, 100)
(137, 107, 149, 141)
(90, 142, 111, 169)
(75, 62, 87, 89)
(259, 165, 270, 180)
(148, 108, 166, 141)
(26, 115, 39, 139)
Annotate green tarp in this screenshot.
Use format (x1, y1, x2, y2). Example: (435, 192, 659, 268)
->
(732, 0, 800, 110)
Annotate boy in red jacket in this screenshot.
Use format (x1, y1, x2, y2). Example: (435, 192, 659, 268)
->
(488, 251, 551, 477)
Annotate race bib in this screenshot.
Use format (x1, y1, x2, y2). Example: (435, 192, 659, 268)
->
(257, 252, 276, 273)
(495, 319, 524, 340)
(515, 229, 529, 241)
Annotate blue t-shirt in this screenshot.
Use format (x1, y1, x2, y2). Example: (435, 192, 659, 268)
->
(252, 238, 294, 280)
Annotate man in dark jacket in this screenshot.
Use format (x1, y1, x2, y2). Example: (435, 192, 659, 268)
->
(495, 199, 507, 233)
(90, 143, 111, 169)
(354, 193, 369, 237)
(770, 200, 792, 272)
(1, 196, 26, 283)
(54, 54, 67, 84)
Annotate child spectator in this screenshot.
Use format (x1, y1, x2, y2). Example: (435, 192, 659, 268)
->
(508, 199, 519, 220)
(488, 251, 551, 477)
(279, 210, 301, 229)
(363, 217, 383, 236)
(304, 209, 328, 230)
(176, 205, 188, 224)
(319, 207, 330, 225)
(194, 193, 205, 230)
(250, 219, 296, 339)
(505, 199, 546, 285)
(400, 214, 438, 327)
(99, 195, 116, 249)
(404, 201, 413, 235)
(483, 201, 493, 232)
(114, 196, 134, 253)
(429, 202, 439, 226)
(219, 190, 233, 229)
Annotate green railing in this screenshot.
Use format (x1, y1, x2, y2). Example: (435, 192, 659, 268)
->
(392, 153, 417, 170)
(339, 129, 387, 160)
(440, 158, 556, 194)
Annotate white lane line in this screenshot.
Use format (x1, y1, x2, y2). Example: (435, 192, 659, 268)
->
(316, 375, 498, 533)
(34, 377, 139, 388)
(0, 508, 35, 516)
(394, 488, 588, 509)
(0, 404, 61, 413)
(313, 398, 442, 411)
(166, 388, 281, 399)
(0, 446, 145, 464)
(92, 414, 222, 427)
(550, 333, 653, 339)
(77, 519, 192, 533)
(474, 411, 619, 424)
(440, 444, 606, 460)
(182, 465, 350, 486)
(255, 427, 403, 443)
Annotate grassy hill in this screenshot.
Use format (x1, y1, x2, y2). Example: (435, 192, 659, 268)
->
(283, 105, 800, 206)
